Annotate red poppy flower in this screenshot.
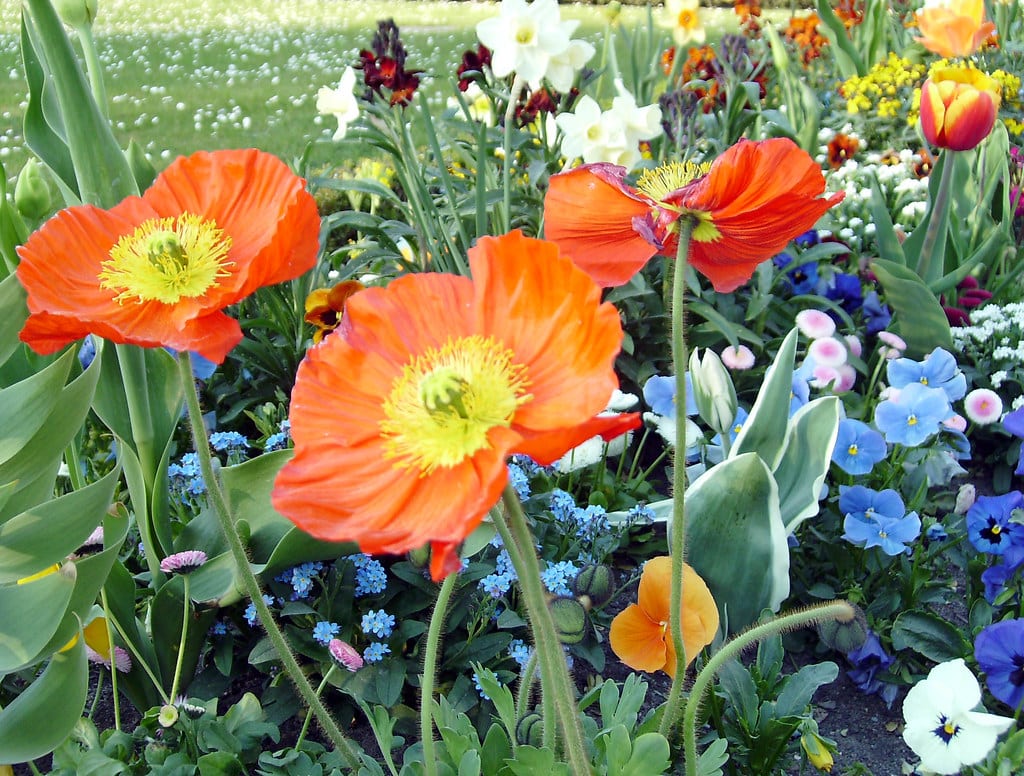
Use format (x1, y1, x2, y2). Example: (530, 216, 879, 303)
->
(609, 556, 719, 677)
(17, 149, 319, 364)
(272, 231, 639, 580)
(543, 138, 844, 293)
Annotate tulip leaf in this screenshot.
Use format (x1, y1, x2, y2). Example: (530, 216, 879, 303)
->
(870, 259, 953, 358)
(731, 328, 798, 469)
(686, 453, 790, 632)
(0, 467, 119, 583)
(0, 564, 75, 672)
(0, 274, 29, 365)
(0, 345, 71, 467)
(0, 634, 88, 762)
(775, 397, 840, 533)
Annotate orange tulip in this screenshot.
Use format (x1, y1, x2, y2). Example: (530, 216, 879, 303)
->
(543, 138, 843, 293)
(17, 149, 320, 364)
(610, 556, 719, 677)
(915, 0, 995, 59)
(920, 67, 1002, 151)
(272, 231, 639, 580)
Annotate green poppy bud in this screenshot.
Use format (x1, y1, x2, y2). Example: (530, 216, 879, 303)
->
(816, 602, 868, 653)
(549, 595, 587, 644)
(572, 564, 616, 608)
(14, 159, 53, 221)
(516, 713, 544, 746)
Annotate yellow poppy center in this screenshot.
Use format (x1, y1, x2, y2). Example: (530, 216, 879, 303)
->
(100, 214, 232, 304)
(635, 160, 711, 202)
(381, 335, 532, 473)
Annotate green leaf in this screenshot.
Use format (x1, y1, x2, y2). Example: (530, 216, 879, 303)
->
(620, 732, 671, 776)
(0, 274, 29, 366)
(694, 737, 729, 776)
(480, 724, 512, 776)
(715, 660, 758, 724)
(870, 259, 953, 358)
(0, 563, 75, 671)
(773, 397, 840, 533)
(0, 346, 72, 467)
(503, 746, 571, 776)
(686, 453, 789, 632)
(891, 611, 970, 663)
(731, 328, 799, 469)
(774, 662, 838, 718)
(376, 659, 407, 707)
(867, 178, 906, 266)
(0, 633, 88, 762)
(0, 467, 119, 583)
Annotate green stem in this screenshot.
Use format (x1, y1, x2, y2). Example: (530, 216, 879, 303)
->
(297, 667, 337, 749)
(63, 440, 85, 491)
(501, 75, 525, 235)
(76, 23, 108, 117)
(421, 572, 459, 776)
(88, 663, 105, 719)
(915, 150, 956, 283)
(659, 218, 696, 741)
(168, 575, 191, 702)
(174, 353, 361, 770)
(682, 602, 854, 776)
(498, 488, 590, 775)
(103, 592, 169, 704)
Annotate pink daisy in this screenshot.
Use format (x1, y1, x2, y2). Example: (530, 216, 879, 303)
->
(795, 309, 836, 340)
(963, 388, 1003, 425)
(720, 344, 756, 370)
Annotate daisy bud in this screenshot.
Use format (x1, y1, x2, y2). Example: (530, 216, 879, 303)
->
(964, 388, 1003, 425)
(920, 67, 1001, 152)
(954, 483, 977, 515)
(689, 348, 737, 437)
(328, 639, 364, 672)
(159, 550, 208, 575)
(720, 344, 756, 371)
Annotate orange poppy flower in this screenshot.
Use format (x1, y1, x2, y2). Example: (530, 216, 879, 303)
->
(915, 0, 995, 59)
(271, 230, 639, 580)
(609, 556, 719, 677)
(543, 138, 844, 293)
(17, 149, 320, 364)
(304, 280, 365, 343)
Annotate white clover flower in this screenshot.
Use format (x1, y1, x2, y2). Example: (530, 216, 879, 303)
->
(316, 66, 360, 141)
(903, 659, 1013, 775)
(476, 0, 571, 88)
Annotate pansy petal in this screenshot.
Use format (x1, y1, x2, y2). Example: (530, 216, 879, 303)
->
(609, 603, 668, 673)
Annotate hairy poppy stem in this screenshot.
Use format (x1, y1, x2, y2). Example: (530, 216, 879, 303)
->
(175, 353, 361, 770)
(421, 571, 459, 776)
(682, 602, 855, 776)
(497, 489, 590, 775)
(659, 217, 696, 741)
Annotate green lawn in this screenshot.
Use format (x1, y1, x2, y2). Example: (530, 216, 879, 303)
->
(0, 0, 745, 186)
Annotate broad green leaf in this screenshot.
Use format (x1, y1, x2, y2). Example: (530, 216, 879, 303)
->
(0, 346, 71, 466)
(620, 732, 671, 776)
(695, 737, 729, 776)
(871, 259, 953, 358)
(0, 467, 119, 583)
(774, 661, 838, 718)
(0, 274, 29, 365)
(731, 328, 799, 469)
(867, 178, 906, 265)
(774, 397, 840, 533)
(0, 563, 75, 671)
(0, 634, 88, 762)
(686, 453, 789, 632)
(891, 611, 970, 663)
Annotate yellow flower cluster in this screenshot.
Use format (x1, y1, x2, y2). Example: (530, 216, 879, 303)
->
(840, 53, 927, 118)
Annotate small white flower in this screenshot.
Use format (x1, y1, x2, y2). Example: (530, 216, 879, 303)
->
(316, 67, 360, 141)
(807, 337, 848, 368)
(544, 32, 595, 92)
(720, 344, 756, 371)
(903, 659, 1013, 775)
(476, 0, 571, 88)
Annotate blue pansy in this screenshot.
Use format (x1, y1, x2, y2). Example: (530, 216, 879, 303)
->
(825, 272, 863, 314)
(845, 630, 899, 708)
(967, 492, 1024, 555)
(643, 373, 697, 419)
(974, 619, 1024, 710)
(832, 419, 887, 475)
(861, 291, 891, 335)
(1002, 407, 1024, 476)
(886, 348, 966, 403)
(838, 485, 907, 522)
(794, 229, 820, 249)
(842, 511, 921, 555)
(873, 382, 951, 446)
(787, 261, 820, 295)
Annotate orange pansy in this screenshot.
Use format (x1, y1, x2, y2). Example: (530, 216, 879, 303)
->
(17, 149, 320, 364)
(609, 556, 719, 677)
(915, 0, 995, 59)
(304, 280, 366, 343)
(272, 231, 639, 580)
(543, 138, 844, 293)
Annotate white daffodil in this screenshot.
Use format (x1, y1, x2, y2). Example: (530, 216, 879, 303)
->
(556, 95, 612, 161)
(316, 66, 360, 141)
(902, 658, 1014, 775)
(544, 30, 596, 92)
(664, 0, 706, 46)
(609, 78, 663, 146)
(476, 0, 571, 88)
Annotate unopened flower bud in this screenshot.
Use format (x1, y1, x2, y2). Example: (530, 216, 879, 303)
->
(548, 596, 587, 644)
(816, 603, 868, 654)
(689, 348, 737, 436)
(53, 0, 98, 28)
(799, 725, 835, 773)
(14, 159, 52, 221)
(408, 544, 430, 569)
(328, 639, 364, 672)
(954, 483, 976, 515)
(572, 565, 616, 608)
(516, 713, 544, 746)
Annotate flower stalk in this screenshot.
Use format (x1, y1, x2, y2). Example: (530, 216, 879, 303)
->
(175, 352, 360, 770)
(421, 571, 459, 776)
(916, 149, 956, 283)
(659, 216, 696, 740)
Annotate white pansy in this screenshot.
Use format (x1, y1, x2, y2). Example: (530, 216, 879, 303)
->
(316, 66, 360, 141)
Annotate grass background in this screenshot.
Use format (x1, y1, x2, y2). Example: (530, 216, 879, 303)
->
(0, 0, 751, 186)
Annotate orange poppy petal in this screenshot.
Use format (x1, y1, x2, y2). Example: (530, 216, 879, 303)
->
(543, 164, 661, 287)
(141, 149, 321, 306)
(469, 231, 624, 435)
(515, 412, 641, 466)
(609, 604, 669, 673)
